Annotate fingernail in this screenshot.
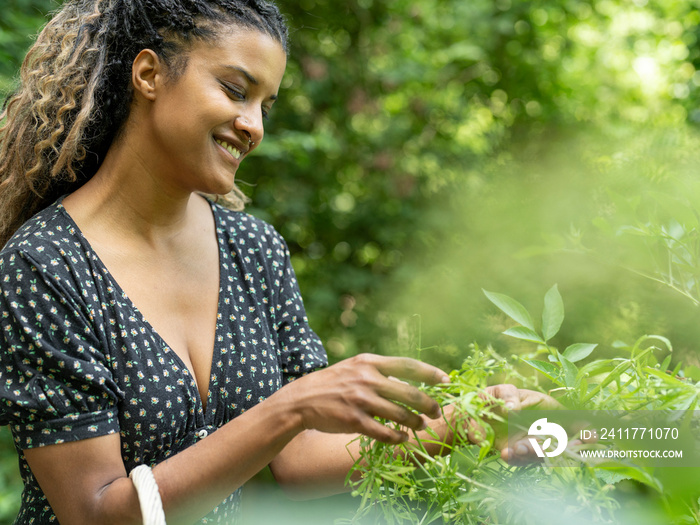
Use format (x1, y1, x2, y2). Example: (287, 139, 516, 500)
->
(516, 443, 529, 455)
(505, 401, 516, 410)
(441, 375, 451, 384)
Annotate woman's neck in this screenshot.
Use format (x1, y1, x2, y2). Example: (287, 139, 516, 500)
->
(62, 134, 205, 251)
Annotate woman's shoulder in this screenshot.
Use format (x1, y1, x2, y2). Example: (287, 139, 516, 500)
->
(211, 200, 287, 250)
(1, 200, 81, 267)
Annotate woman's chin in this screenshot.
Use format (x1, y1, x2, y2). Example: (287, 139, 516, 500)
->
(204, 177, 237, 197)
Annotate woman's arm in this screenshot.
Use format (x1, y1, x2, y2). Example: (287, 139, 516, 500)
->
(268, 416, 455, 500)
(23, 354, 450, 525)
(25, 390, 303, 525)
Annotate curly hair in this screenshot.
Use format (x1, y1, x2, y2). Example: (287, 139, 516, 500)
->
(0, 0, 288, 247)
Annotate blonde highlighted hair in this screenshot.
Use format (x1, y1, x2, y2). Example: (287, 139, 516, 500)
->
(0, 0, 288, 247)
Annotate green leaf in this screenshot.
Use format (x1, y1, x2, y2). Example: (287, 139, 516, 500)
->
(559, 355, 579, 389)
(593, 462, 663, 492)
(665, 393, 697, 412)
(583, 360, 633, 404)
(424, 426, 440, 440)
(503, 326, 545, 344)
(644, 334, 673, 353)
(683, 365, 700, 382)
(660, 354, 672, 372)
(594, 468, 631, 485)
(457, 490, 490, 503)
(578, 375, 588, 403)
(483, 290, 535, 330)
(522, 359, 563, 386)
(542, 284, 564, 341)
(642, 366, 688, 387)
(563, 343, 598, 363)
(672, 361, 683, 376)
(578, 358, 617, 378)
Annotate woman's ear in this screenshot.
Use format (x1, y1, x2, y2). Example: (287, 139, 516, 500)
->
(131, 49, 161, 101)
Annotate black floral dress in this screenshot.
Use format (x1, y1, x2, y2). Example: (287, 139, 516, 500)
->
(0, 199, 328, 524)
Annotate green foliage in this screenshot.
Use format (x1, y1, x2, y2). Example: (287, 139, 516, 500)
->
(241, 0, 700, 366)
(0, 428, 20, 523)
(346, 288, 699, 524)
(0, 0, 56, 95)
(2, 0, 698, 361)
(1, 0, 700, 523)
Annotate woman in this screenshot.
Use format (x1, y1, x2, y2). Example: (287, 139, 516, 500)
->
(0, 1, 548, 523)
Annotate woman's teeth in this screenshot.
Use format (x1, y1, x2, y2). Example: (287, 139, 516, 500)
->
(216, 139, 242, 160)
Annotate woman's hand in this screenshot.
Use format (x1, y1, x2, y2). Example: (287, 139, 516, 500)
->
(484, 385, 561, 464)
(425, 384, 560, 464)
(280, 353, 451, 444)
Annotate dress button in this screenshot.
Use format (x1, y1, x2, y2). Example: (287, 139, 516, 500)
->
(196, 429, 208, 439)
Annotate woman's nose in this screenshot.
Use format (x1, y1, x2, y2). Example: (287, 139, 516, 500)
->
(235, 112, 263, 147)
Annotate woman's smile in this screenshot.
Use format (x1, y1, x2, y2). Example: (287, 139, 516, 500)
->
(215, 137, 243, 161)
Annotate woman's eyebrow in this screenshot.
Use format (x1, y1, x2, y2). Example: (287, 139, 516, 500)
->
(223, 65, 278, 100)
(225, 65, 258, 85)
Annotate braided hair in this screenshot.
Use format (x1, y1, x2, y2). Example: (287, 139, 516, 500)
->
(0, 0, 288, 247)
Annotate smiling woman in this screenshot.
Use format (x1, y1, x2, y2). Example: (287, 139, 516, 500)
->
(0, 1, 552, 524)
(116, 28, 286, 198)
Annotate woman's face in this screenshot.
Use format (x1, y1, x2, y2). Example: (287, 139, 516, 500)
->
(142, 27, 287, 196)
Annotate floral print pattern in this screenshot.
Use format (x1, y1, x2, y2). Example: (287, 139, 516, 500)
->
(0, 199, 328, 524)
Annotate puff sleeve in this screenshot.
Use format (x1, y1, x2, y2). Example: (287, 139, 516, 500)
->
(268, 230, 328, 385)
(0, 248, 122, 449)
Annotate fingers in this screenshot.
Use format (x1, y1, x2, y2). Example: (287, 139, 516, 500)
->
(500, 438, 541, 466)
(376, 375, 441, 420)
(480, 385, 565, 465)
(483, 384, 521, 411)
(360, 417, 411, 444)
(369, 355, 450, 386)
(501, 434, 590, 465)
(289, 354, 448, 441)
(483, 385, 561, 412)
(351, 354, 447, 421)
(371, 397, 427, 434)
(518, 388, 562, 410)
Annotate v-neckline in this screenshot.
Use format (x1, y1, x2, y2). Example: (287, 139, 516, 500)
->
(56, 197, 224, 421)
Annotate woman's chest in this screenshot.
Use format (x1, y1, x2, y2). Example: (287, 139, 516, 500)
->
(100, 289, 284, 466)
(89, 228, 222, 406)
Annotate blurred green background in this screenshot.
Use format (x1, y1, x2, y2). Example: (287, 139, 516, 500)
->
(3, 0, 700, 522)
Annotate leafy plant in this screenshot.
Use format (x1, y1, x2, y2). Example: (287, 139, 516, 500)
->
(344, 286, 700, 525)
(605, 192, 700, 308)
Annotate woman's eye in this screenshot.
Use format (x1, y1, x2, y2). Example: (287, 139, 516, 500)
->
(222, 83, 245, 100)
(262, 107, 270, 121)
